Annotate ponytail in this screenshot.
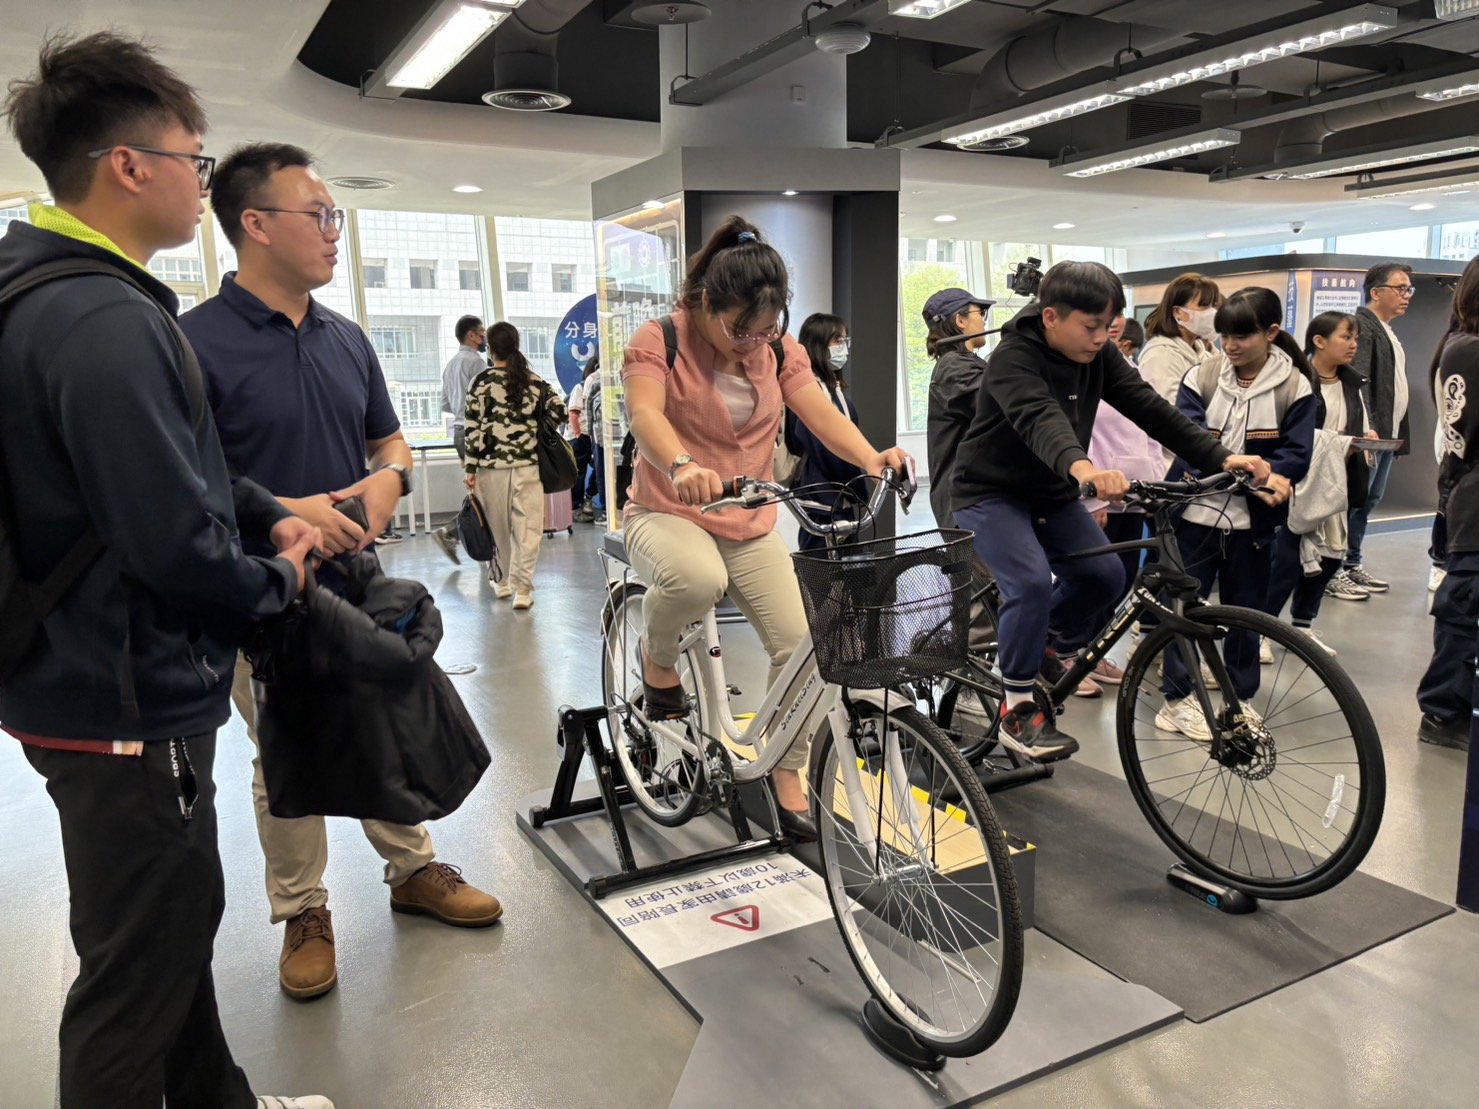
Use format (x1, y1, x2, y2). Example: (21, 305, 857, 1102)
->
(488, 321, 532, 408)
(679, 215, 790, 331)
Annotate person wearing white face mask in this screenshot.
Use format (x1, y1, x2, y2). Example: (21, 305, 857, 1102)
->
(784, 312, 865, 551)
(1140, 273, 1224, 467)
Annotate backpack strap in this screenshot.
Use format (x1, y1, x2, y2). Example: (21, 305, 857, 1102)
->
(660, 315, 679, 372)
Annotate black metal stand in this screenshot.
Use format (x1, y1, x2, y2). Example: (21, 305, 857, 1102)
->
(860, 998, 946, 1072)
(1165, 863, 1258, 914)
(529, 705, 791, 898)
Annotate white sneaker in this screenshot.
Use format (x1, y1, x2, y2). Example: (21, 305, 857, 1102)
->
(513, 591, 534, 610)
(1155, 697, 1213, 741)
(1157, 657, 1219, 690)
(1299, 628, 1337, 656)
(1430, 566, 1447, 592)
(493, 582, 514, 600)
(1259, 637, 1274, 665)
(256, 1098, 335, 1109)
(1325, 570, 1370, 602)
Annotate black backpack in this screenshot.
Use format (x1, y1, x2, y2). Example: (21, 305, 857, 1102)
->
(0, 258, 206, 682)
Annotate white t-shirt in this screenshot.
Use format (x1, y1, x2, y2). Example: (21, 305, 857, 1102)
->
(1379, 318, 1409, 426)
(714, 370, 757, 430)
(1320, 379, 1346, 434)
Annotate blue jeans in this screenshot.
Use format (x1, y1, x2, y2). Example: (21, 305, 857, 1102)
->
(955, 496, 1123, 695)
(1345, 450, 1394, 569)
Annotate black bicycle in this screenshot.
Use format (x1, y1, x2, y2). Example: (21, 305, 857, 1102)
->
(929, 471, 1385, 900)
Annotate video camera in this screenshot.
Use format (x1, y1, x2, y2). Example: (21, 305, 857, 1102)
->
(1009, 256, 1043, 299)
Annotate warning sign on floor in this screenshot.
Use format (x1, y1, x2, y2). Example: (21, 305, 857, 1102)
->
(594, 858, 832, 968)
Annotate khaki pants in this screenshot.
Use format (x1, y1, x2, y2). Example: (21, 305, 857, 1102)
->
(231, 655, 435, 924)
(624, 511, 809, 770)
(476, 463, 544, 593)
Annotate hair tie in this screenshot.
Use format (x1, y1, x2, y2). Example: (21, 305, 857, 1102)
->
(736, 230, 757, 243)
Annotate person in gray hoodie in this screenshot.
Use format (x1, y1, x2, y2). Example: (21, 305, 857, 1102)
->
(1139, 273, 1222, 467)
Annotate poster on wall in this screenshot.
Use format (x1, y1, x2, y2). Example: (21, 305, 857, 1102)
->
(1311, 271, 1364, 317)
(1285, 271, 1299, 332)
(552, 294, 598, 395)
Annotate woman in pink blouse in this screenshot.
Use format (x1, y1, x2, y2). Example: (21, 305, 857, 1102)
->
(622, 216, 911, 840)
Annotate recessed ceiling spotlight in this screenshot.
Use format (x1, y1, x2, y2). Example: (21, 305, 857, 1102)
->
(933, 213, 957, 223)
(1206, 231, 1227, 239)
(1053, 222, 1076, 230)
(642, 199, 664, 210)
(782, 189, 798, 196)
(452, 184, 482, 194)
(1410, 202, 1437, 211)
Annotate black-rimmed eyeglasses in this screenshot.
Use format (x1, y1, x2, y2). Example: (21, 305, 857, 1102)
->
(87, 144, 216, 190)
(1373, 284, 1416, 297)
(254, 207, 347, 236)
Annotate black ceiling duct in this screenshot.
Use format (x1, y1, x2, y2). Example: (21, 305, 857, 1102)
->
(485, 0, 587, 112)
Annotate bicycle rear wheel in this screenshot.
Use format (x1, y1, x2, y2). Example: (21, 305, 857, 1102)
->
(600, 581, 707, 827)
(935, 657, 1004, 761)
(1118, 604, 1385, 898)
(814, 703, 1023, 1056)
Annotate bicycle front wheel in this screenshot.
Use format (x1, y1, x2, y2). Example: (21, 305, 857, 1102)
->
(1119, 604, 1385, 898)
(814, 703, 1023, 1056)
(600, 580, 707, 827)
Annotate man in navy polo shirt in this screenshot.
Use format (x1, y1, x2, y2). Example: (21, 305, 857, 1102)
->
(180, 143, 501, 1003)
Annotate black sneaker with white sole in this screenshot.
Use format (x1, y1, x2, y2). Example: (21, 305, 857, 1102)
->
(1344, 565, 1389, 592)
(998, 702, 1079, 762)
(1418, 712, 1470, 751)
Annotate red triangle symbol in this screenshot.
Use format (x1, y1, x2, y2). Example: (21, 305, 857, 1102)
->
(710, 905, 760, 932)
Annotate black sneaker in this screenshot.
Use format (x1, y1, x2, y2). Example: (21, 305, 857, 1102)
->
(374, 528, 405, 546)
(998, 702, 1079, 762)
(1418, 712, 1470, 751)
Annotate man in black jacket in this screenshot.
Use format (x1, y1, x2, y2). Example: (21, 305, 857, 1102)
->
(1336, 262, 1415, 597)
(0, 33, 327, 1108)
(924, 286, 993, 529)
(951, 261, 1269, 758)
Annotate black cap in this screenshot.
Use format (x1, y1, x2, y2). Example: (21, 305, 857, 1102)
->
(922, 287, 994, 326)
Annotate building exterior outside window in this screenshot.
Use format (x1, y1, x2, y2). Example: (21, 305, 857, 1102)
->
(409, 259, 436, 289)
(553, 263, 576, 293)
(494, 216, 597, 384)
(363, 258, 388, 288)
(506, 262, 531, 292)
(459, 261, 482, 290)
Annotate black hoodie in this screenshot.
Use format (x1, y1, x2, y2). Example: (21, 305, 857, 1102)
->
(951, 304, 1230, 509)
(0, 220, 297, 740)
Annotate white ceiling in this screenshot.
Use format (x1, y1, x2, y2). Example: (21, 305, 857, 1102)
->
(1, 0, 1472, 251)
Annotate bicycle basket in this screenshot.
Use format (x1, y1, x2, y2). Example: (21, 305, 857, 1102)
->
(791, 529, 973, 689)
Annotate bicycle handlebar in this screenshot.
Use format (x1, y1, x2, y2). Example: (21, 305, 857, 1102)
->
(701, 467, 907, 538)
(1078, 470, 1251, 503)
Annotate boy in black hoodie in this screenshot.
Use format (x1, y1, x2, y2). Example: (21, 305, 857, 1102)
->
(0, 33, 326, 1109)
(951, 261, 1269, 758)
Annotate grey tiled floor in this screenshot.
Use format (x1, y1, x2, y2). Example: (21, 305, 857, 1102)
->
(1, 524, 1475, 1107)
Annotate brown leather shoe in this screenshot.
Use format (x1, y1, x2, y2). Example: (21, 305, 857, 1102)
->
(390, 862, 503, 927)
(280, 907, 337, 1000)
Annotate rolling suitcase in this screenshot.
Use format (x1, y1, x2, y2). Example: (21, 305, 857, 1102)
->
(543, 489, 574, 537)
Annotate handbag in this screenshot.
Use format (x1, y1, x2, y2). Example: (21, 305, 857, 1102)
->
(535, 381, 578, 493)
(456, 491, 501, 575)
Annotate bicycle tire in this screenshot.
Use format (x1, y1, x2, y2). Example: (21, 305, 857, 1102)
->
(1118, 604, 1385, 899)
(935, 660, 1004, 762)
(814, 702, 1023, 1056)
(600, 581, 708, 827)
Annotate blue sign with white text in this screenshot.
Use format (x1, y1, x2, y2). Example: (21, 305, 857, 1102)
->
(553, 293, 599, 394)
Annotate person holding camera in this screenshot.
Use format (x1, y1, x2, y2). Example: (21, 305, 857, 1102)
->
(180, 143, 500, 1005)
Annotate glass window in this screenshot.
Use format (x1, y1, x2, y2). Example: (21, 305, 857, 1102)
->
(369, 324, 420, 358)
(899, 238, 974, 432)
(510, 317, 558, 367)
(363, 258, 387, 288)
(1333, 225, 1429, 257)
(906, 238, 927, 263)
(1439, 220, 1479, 261)
(409, 259, 436, 290)
(506, 262, 531, 292)
(1, 205, 30, 234)
(458, 261, 481, 290)
(147, 231, 209, 306)
(552, 263, 575, 294)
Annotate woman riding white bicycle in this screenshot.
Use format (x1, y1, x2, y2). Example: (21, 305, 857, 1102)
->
(621, 215, 911, 840)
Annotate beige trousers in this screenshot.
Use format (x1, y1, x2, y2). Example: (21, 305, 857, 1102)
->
(231, 654, 435, 924)
(624, 511, 810, 770)
(476, 464, 544, 594)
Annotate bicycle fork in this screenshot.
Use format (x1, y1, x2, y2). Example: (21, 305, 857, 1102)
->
(826, 701, 928, 862)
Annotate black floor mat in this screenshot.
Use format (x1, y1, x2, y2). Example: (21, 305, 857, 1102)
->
(990, 760, 1453, 1021)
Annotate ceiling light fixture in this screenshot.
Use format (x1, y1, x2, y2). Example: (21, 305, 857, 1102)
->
(1416, 79, 1479, 103)
(641, 199, 665, 210)
(452, 184, 483, 194)
(1055, 127, 1241, 178)
(813, 23, 871, 55)
(366, 1, 523, 95)
(1282, 137, 1479, 179)
(1410, 202, 1437, 210)
(1053, 222, 1076, 230)
(888, 0, 972, 18)
(1206, 231, 1227, 239)
(1112, 5, 1396, 98)
(782, 189, 799, 196)
(1435, 0, 1479, 17)
(945, 86, 1129, 147)
(1345, 166, 1479, 200)
(933, 214, 958, 223)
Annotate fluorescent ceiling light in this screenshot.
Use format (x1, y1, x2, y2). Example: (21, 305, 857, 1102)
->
(1435, 0, 1479, 17)
(1416, 79, 1479, 103)
(1207, 232, 1227, 239)
(933, 214, 957, 223)
(1346, 167, 1479, 200)
(1280, 137, 1479, 179)
(452, 184, 483, 193)
(945, 86, 1129, 147)
(378, 1, 521, 92)
(1053, 222, 1076, 230)
(888, 0, 972, 17)
(1410, 202, 1436, 210)
(1057, 127, 1241, 178)
(782, 189, 798, 196)
(1113, 6, 1396, 98)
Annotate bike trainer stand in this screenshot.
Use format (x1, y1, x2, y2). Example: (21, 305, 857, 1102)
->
(1166, 864, 1258, 914)
(527, 705, 792, 899)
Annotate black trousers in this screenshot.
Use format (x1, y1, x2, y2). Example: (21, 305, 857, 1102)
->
(24, 734, 254, 1109)
(571, 433, 593, 509)
(1163, 523, 1270, 701)
(1101, 512, 1148, 607)
(1266, 525, 1341, 625)
(1418, 568, 1479, 725)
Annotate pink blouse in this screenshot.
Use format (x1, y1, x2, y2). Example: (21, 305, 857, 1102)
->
(622, 306, 816, 541)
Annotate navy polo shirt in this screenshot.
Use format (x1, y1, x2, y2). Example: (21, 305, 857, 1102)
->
(178, 273, 400, 500)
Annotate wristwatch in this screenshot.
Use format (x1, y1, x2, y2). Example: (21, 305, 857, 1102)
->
(378, 463, 413, 496)
(668, 454, 694, 482)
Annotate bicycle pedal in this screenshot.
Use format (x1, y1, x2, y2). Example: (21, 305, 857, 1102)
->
(727, 684, 743, 697)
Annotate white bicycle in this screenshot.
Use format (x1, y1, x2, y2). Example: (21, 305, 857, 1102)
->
(599, 470, 1024, 1058)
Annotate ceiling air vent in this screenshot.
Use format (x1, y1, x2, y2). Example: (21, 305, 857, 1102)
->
(327, 176, 394, 191)
(1126, 101, 1201, 142)
(481, 88, 572, 111)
